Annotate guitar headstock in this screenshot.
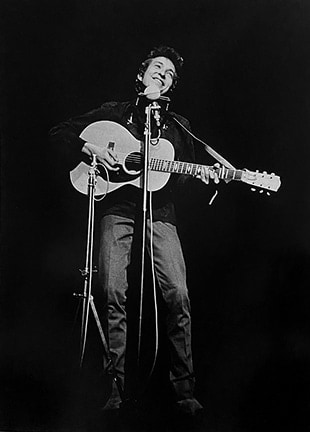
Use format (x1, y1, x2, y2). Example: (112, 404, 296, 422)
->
(241, 169, 281, 193)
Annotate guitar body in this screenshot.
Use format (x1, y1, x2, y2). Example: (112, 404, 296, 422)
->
(70, 121, 174, 196)
(70, 120, 281, 196)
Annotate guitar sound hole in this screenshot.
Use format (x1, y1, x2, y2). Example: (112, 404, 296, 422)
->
(124, 152, 143, 173)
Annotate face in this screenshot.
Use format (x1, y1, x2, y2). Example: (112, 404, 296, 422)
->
(141, 56, 176, 95)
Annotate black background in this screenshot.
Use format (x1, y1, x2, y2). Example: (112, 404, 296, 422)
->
(2, 0, 310, 431)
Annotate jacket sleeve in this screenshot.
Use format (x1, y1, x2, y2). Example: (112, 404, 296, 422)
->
(49, 103, 118, 170)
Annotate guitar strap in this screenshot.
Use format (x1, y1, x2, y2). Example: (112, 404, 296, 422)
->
(171, 115, 236, 169)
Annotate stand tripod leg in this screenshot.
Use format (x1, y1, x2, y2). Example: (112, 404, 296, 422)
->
(89, 297, 124, 401)
(76, 155, 124, 403)
(78, 180, 95, 367)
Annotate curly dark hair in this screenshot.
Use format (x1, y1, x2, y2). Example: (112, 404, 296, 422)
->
(135, 46, 184, 94)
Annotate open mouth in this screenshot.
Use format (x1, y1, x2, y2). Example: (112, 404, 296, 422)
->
(152, 77, 164, 87)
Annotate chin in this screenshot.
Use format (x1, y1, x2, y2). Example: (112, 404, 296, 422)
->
(160, 88, 170, 96)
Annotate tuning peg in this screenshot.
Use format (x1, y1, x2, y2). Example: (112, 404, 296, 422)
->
(259, 189, 264, 193)
(271, 172, 275, 176)
(251, 188, 256, 192)
(267, 192, 271, 196)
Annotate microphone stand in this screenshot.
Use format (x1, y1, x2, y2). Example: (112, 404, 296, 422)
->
(76, 154, 97, 367)
(74, 154, 124, 400)
(137, 101, 159, 362)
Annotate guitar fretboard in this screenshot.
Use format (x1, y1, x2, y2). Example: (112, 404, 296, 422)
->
(149, 158, 243, 181)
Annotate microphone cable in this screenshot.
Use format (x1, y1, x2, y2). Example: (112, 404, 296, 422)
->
(146, 191, 159, 381)
(94, 162, 110, 201)
(136, 190, 160, 397)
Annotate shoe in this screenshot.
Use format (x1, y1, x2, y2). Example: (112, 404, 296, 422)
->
(101, 379, 122, 411)
(102, 397, 122, 411)
(175, 397, 204, 417)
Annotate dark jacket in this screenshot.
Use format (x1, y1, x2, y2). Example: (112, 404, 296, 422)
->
(49, 99, 196, 224)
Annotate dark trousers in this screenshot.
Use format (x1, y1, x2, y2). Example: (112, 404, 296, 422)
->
(99, 214, 195, 401)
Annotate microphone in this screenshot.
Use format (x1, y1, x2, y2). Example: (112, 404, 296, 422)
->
(138, 85, 171, 127)
(139, 84, 161, 100)
(138, 85, 170, 102)
(152, 101, 161, 127)
(138, 85, 161, 126)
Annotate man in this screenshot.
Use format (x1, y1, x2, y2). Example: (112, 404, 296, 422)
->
(50, 46, 219, 417)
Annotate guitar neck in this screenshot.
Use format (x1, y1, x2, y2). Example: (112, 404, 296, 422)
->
(150, 158, 242, 181)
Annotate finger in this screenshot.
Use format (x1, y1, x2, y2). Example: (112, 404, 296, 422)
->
(203, 167, 210, 184)
(210, 168, 220, 184)
(105, 150, 120, 168)
(211, 169, 219, 184)
(99, 157, 119, 171)
(107, 149, 119, 163)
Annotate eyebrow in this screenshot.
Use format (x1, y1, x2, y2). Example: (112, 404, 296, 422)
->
(153, 60, 175, 73)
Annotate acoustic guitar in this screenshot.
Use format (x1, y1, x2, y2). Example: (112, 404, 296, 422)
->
(70, 121, 281, 196)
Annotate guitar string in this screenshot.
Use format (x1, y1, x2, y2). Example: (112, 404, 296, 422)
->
(122, 154, 213, 173)
(121, 154, 238, 179)
(116, 147, 277, 187)
(122, 153, 235, 175)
